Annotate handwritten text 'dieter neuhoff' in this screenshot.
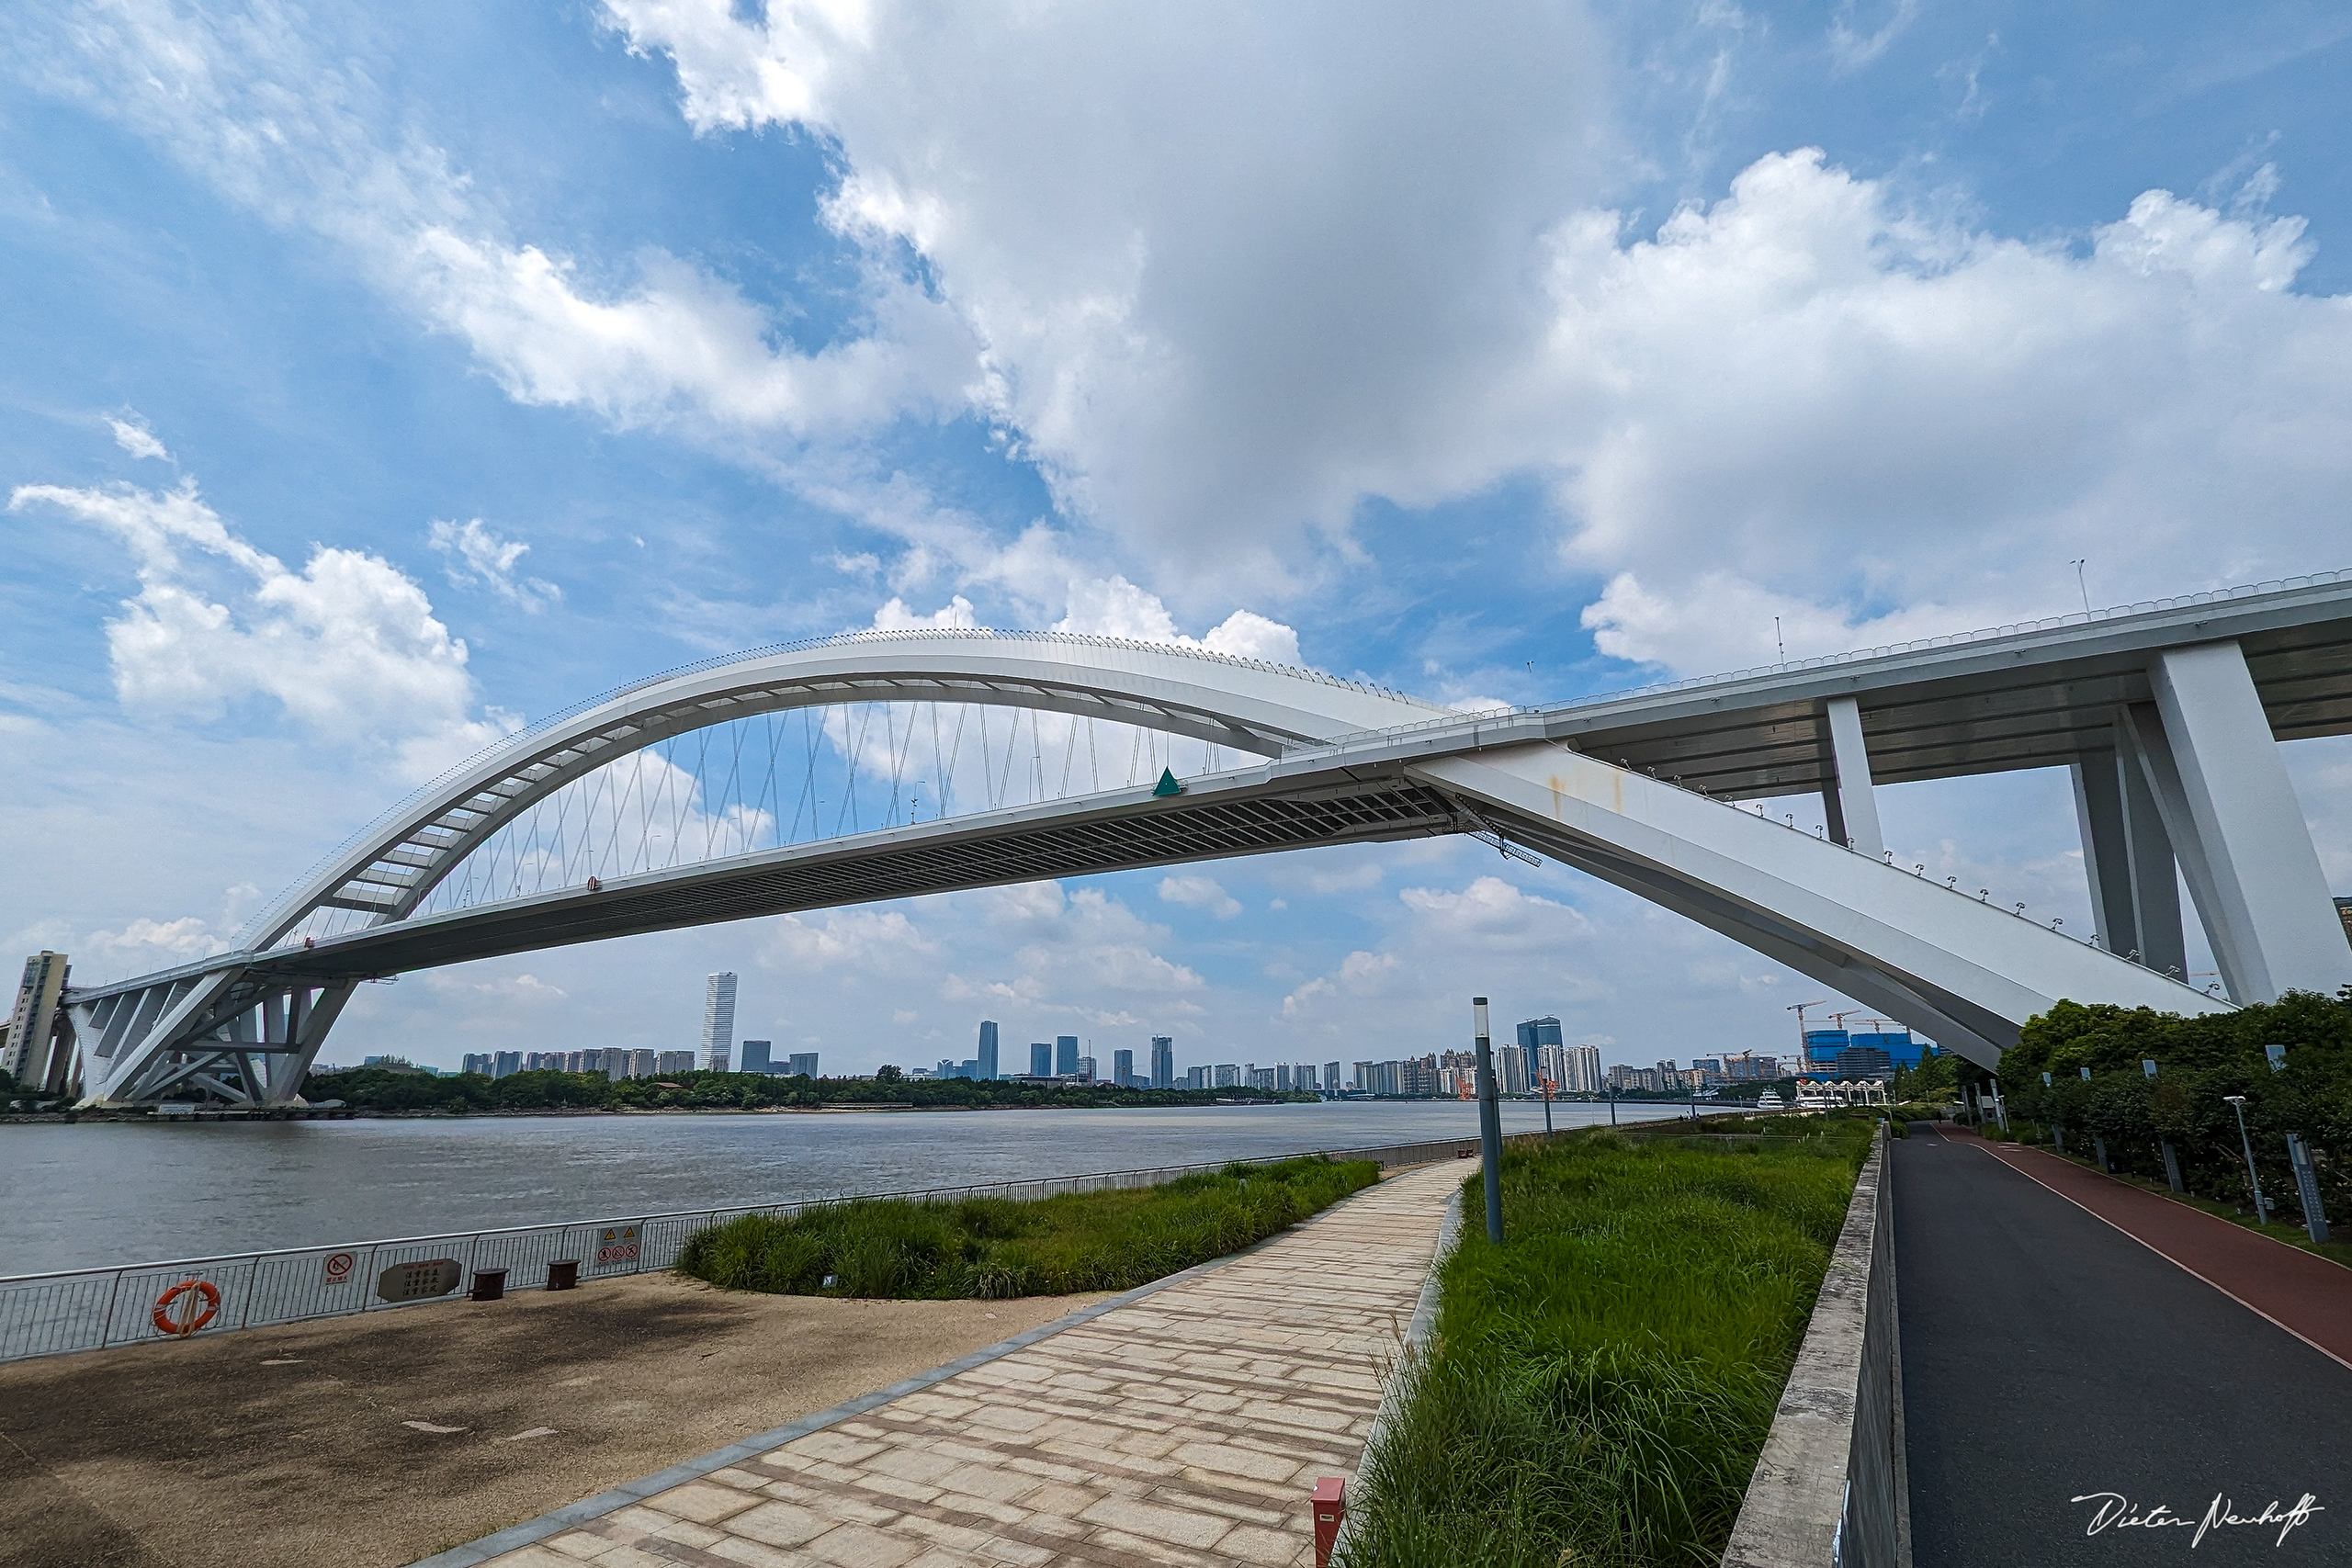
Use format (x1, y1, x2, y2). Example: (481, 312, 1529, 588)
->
(2072, 1492, 2324, 1548)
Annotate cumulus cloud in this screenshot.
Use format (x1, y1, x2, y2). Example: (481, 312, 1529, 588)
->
(605, 2, 2352, 666)
(1543, 154, 2352, 671)
(871, 594, 978, 631)
(1158, 874, 1242, 919)
(8, 479, 513, 779)
(763, 908, 936, 968)
(606, 0, 1611, 592)
(107, 413, 171, 463)
(1053, 576, 1303, 666)
(428, 518, 560, 612)
(941, 883, 1204, 1021)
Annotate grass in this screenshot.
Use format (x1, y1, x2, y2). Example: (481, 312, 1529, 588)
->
(674, 1156, 1381, 1300)
(1339, 1122, 1875, 1568)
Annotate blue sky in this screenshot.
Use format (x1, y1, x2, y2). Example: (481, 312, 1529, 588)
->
(4, 0, 2348, 1075)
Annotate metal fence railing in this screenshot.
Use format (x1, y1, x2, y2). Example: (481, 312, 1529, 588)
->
(0, 1134, 1530, 1364)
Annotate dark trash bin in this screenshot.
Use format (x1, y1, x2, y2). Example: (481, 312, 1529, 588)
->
(469, 1268, 508, 1303)
(547, 1259, 580, 1292)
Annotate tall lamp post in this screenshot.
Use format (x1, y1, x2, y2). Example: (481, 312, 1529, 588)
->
(1474, 997, 1504, 1245)
(2224, 1095, 2268, 1225)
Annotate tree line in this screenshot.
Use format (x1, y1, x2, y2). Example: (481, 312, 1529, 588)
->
(1991, 988, 2349, 1228)
(299, 1062, 1307, 1114)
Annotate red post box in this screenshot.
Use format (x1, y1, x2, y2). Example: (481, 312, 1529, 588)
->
(1311, 1476, 1345, 1566)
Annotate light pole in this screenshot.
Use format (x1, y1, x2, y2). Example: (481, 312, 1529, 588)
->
(1474, 998, 1504, 1244)
(2224, 1095, 2267, 1224)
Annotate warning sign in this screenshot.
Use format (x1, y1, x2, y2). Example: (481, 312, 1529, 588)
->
(593, 1225, 639, 1267)
(322, 1251, 356, 1286)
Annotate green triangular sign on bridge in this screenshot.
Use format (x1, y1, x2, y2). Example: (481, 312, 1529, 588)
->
(1152, 768, 1184, 797)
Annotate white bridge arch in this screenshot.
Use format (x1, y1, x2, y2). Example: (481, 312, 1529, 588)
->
(52, 580, 2352, 1107)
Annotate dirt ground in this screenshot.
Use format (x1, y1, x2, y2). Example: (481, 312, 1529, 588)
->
(0, 1273, 1101, 1568)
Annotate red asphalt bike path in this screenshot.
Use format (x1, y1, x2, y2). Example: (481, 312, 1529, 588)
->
(1943, 1125, 2352, 1371)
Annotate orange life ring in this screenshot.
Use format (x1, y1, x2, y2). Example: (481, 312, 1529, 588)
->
(153, 1279, 221, 1337)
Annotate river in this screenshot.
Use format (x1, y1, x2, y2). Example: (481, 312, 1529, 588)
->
(0, 1100, 1690, 1275)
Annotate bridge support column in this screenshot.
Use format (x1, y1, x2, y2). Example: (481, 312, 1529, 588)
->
(1820, 696, 1885, 859)
(2070, 743, 2185, 976)
(2124, 641, 2351, 1003)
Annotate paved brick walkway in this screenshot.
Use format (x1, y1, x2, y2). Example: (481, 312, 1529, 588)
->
(474, 1160, 1463, 1568)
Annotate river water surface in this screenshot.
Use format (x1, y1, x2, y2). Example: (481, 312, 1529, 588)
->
(2, 1100, 1688, 1275)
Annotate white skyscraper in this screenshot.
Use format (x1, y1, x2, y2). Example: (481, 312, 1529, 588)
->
(702, 973, 738, 1071)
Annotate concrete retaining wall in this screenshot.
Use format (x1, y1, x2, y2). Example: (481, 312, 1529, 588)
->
(1723, 1126, 1903, 1568)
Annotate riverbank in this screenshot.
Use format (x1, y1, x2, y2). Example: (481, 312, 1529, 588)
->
(0, 1271, 1102, 1568)
(0, 1101, 1685, 1276)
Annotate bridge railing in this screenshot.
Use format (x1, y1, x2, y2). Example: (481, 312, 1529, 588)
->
(0, 1132, 1544, 1364)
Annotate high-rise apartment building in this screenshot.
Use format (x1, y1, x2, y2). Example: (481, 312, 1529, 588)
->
(702, 973, 738, 1071)
(1571, 1048, 1609, 1100)
(741, 1040, 774, 1075)
(631, 1048, 657, 1077)
(1030, 1042, 1053, 1077)
(1150, 1035, 1174, 1089)
(1214, 1064, 1239, 1088)
(1055, 1035, 1080, 1076)
(4, 952, 71, 1095)
(1497, 1043, 1532, 1095)
(493, 1051, 521, 1078)
(462, 1053, 494, 1076)
(657, 1050, 696, 1075)
(1113, 1048, 1135, 1087)
(788, 1052, 820, 1078)
(1324, 1062, 1342, 1094)
(977, 1021, 1000, 1081)
(1185, 1066, 1208, 1089)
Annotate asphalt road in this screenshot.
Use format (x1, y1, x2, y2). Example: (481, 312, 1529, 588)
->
(1894, 1124, 2349, 1567)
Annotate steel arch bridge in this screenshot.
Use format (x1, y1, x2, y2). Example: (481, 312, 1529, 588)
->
(34, 574, 2352, 1107)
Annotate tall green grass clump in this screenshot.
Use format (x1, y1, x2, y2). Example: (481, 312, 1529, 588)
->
(1340, 1126, 1873, 1568)
(675, 1156, 1378, 1300)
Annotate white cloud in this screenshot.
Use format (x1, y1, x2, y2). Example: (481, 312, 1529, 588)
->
(941, 883, 1204, 1020)
(603, 3, 2352, 666)
(107, 414, 171, 463)
(1826, 0, 1918, 72)
(35, 6, 2352, 680)
(422, 971, 570, 1003)
(8, 479, 514, 779)
(871, 594, 978, 631)
(606, 0, 1613, 593)
(18, 3, 974, 459)
(428, 518, 560, 612)
(762, 908, 936, 969)
(1054, 576, 1302, 667)
(1535, 154, 2351, 673)
(1158, 874, 1242, 919)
